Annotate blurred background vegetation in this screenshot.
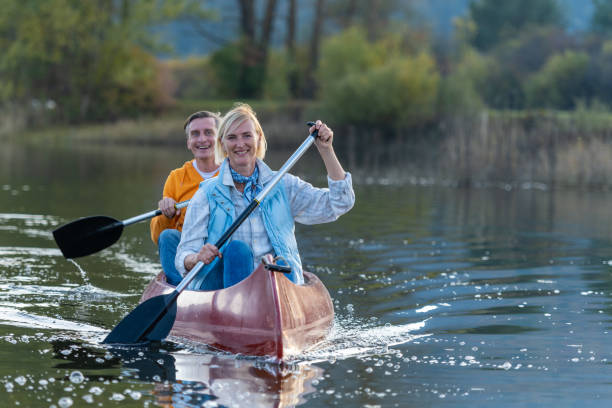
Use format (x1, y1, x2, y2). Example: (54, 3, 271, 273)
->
(4, 0, 612, 187)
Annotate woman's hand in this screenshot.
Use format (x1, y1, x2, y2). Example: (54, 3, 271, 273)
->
(310, 120, 334, 151)
(158, 197, 178, 219)
(310, 120, 346, 181)
(184, 243, 221, 271)
(197, 243, 221, 265)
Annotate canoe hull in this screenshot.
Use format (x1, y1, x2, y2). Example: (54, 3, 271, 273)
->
(140, 262, 334, 360)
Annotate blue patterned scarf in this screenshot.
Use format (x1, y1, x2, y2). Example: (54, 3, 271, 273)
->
(229, 164, 262, 202)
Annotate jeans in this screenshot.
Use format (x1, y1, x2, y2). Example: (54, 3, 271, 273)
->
(197, 240, 254, 290)
(158, 229, 182, 286)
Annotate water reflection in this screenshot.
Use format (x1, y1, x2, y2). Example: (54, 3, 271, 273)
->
(51, 339, 322, 407)
(3, 139, 612, 406)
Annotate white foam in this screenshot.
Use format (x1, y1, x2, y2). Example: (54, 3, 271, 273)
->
(0, 307, 105, 332)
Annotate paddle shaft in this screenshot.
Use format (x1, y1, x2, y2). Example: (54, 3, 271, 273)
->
(123, 200, 190, 226)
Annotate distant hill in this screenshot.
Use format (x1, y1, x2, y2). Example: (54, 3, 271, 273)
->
(157, 0, 595, 59)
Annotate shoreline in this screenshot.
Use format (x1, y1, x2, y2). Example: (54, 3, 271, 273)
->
(9, 105, 612, 190)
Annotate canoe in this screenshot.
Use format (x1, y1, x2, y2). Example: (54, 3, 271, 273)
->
(139, 257, 334, 360)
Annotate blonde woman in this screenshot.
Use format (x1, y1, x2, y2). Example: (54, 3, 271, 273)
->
(175, 104, 354, 289)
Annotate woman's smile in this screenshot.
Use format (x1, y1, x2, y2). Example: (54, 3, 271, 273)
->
(223, 119, 258, 176)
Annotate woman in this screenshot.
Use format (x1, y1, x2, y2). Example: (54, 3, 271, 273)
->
(175, 103, 354, 290)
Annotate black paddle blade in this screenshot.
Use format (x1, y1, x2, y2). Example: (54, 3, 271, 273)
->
(102, 292, 178, 344)
(52, 216, 123, 258)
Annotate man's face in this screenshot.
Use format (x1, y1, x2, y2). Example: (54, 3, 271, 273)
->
(187, 117, 217, 162)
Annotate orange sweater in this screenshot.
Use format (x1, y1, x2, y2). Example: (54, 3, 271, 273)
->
(150, 160, 218, 245)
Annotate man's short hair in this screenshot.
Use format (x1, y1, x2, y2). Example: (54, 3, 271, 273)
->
(183, 111, 221, 137)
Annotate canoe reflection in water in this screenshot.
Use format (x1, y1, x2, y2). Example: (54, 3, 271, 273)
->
(52, 339, 322, 407)
(152, 353, 322, 408)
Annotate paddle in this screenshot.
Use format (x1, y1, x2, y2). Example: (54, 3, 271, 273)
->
(53, 200, 190, 259)
(102, 122, 319, 344)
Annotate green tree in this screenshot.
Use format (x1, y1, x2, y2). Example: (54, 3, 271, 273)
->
(525, 50, 590, 109)
(592, 0, 612, 33)
(438, 48, 491, 115)
(467, 0, 564, 51)
(326, 0, 410, 40)
(317, 28, 439, 130)
(0, 0, 211, 124)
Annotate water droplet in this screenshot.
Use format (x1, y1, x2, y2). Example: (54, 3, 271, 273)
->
(110, 392, 125, 401)
(89, 386, 103, 396)
(129, 390, 142, 400)
(69, 371, 84, 384)
(58, 397, 73, 407)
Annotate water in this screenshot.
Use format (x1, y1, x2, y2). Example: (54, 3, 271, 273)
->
(1, 139, 611, 407)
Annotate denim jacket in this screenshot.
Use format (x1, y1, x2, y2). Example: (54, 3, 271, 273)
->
(193, 160, 303, 286)
(177, 159, 355, 289)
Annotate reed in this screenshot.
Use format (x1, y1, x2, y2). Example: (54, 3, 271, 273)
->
(438, 110, 612, 189)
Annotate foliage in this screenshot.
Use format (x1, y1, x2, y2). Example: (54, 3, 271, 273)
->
(592, 0, 612, 33)
(0, 0, 211, 124)
(438, 48, 491, 115)
(164, 57, 216, 100)
(583, 44, 612, 109)
(208, 42, 245, 99)
(262, 51, 290, 101)
(466, 0, 564, 51)
(525, 50, 590, 109)
(493, 27, 573, 76)
(317, 28, 439, 128)
(324, 0, 413, 41)
(316, 27, 387, 89)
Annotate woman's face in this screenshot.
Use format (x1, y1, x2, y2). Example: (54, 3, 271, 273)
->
(222, 118, 259, 174)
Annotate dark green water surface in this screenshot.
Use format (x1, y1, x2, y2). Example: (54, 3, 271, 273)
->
(1, 139, 611, 407)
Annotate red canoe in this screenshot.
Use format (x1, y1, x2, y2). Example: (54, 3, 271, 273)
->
(139, 260, 334, 361)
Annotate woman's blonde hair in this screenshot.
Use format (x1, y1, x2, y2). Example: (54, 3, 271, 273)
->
(215, 103, 267, 163)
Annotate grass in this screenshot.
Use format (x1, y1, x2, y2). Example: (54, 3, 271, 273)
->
(8, 99, 315, 147)
(438, 109, 612, 188)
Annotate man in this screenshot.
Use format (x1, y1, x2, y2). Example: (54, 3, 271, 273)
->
(150, 111, 220, 285)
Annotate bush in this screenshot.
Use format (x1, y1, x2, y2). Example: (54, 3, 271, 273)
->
(0, 0, 173, 124)
(262, 50, 290, 101)
(316, 27, 386, 90)
(317, 27, 439, 129)
(525, 51, 590, 109)
(165, 57, 216, 100)
(438, 48, 490, 115)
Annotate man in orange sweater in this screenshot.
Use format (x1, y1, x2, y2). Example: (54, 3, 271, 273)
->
(150, 111, 220, 285)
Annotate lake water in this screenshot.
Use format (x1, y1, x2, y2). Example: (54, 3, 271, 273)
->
(1, 137, 611, 407)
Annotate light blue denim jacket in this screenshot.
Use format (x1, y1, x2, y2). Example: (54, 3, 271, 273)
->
(176, 159, 355, 288)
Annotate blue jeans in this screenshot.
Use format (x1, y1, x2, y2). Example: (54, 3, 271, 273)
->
(197, 240, 254, 290)
(158, 229, 182, 286)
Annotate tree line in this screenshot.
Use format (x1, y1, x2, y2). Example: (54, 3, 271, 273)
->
(3, 0, 612, 133)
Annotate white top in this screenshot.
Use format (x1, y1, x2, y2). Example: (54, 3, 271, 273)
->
(192, 160, 218, 179)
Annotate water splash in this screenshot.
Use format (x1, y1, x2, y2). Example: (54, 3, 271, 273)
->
(0, 307, 104, 333)
(67, 259, 90, 286)
(301, 316, 430, 362)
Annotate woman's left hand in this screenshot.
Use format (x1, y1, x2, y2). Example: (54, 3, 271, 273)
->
(311, 120, 333, 150)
